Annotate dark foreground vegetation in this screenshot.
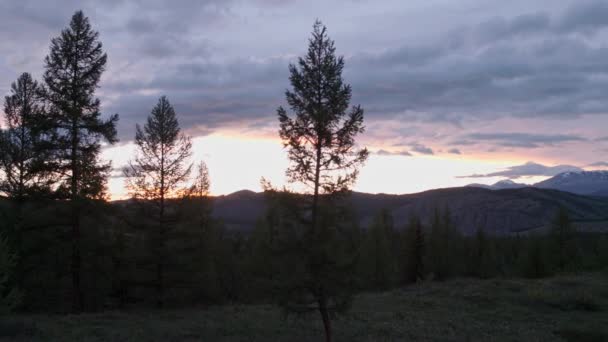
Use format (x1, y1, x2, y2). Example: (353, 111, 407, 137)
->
(2, 272, 608, 342)
(1, 9, 608, 342)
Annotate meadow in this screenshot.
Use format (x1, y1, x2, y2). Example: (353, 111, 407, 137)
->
(3, 271, 607, 342)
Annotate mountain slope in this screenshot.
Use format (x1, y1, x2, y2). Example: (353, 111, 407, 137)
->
(534, 171, 608, 195)
(467, 179, 528, 190)
(211, 187, 608, 235)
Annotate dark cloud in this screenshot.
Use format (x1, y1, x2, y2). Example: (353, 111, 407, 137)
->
(464, 133, 585, 148)
(410, 143, 434, 155)
(448, 148, 461, 155)
(589, 161, 608, 167)
(347, 0, 608, 126)
(92, 0, 608, 141)
(458, 161, 582, 179)
(374, 149, 412, 157)
(556, 0, 608, 34)
(1, 0, 608, 149)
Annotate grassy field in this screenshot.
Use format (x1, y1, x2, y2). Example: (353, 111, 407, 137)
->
(2, 272, 608, 342)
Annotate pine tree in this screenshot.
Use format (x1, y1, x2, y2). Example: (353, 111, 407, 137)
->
(124, 95, 192, 308)
(403, 215, 425, 284)
(522, 236, 548, 278)
(360, 209, 395, 290)
(273, 20, 368, 342)
(185, 160, 214, 303)
(188, 161, 212, 230)
(0, 72, 52, 201)
(427, 208, 446, 280)
(550, 206, 577, 272)
(0, 73, 54, 293)
(427, 207, 460, 280)
(42, 10, 118, 312)
(469, 227, 496, 278)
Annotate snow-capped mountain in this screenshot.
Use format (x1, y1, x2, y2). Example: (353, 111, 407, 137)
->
(534, 170, 608, 196)
(467, 171, 608, 195)
(467, 179, 528, 190)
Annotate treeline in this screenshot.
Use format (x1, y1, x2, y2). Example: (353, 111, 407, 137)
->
(354, 207, 608, 289)
(0, 10, 607, 342)
(3, 197, 607, 310)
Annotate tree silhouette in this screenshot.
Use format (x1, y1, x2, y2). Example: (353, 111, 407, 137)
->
(0, 72, 55, 295)
(274, 20, 368, 342)
(187, 160, 212, 235)
(403, 215, 425, 284)
(550, 206, 577, 272)
(190, 161, 211, 199)
(468, 227, 496, 278)
(42, 10, 118, 312)
(0, 73, 52, 201)
(124, 95, 192, 308)
(360, 209, 396, 289)
(427, 207, 462, 280)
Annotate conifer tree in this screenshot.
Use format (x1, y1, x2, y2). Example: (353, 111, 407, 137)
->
(273, 20, 368, 342)
(185, 160, 215, 302)
(522, 237, 548, 278)
(124, 95, 192, 308)
(403, 215, 425, 284)
(469, 227, 496, 278)
(42, 10, 118, 312)
(0, 72, 54, 295)
(427, 207, 460, 280)
(189, 161, 212, 229)
(0, 72, 51, 201)
(360, 209, 395, 289)
(550, 206, 577, 272)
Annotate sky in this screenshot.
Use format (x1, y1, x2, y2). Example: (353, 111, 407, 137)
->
(1, 0, 608, 199)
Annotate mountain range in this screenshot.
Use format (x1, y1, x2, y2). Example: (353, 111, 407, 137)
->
(212, 172, 608, 235)
(467, 170, 608, 196)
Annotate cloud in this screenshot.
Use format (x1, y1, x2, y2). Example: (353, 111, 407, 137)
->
(589, 161, 608, 167)
(448, 148, 461, 155)
(1, 0, 608, 146)
(556, 0, 608, 34)
(348, 0, 608, 125)
(458, 161, 582, 179)
(374, 149, 412, 157)
(464, 132, 585, 148)
(409, 143, 434, 155)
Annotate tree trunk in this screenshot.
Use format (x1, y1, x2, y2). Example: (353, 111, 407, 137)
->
(319, 293, 332, 342)
(71, 118, 83, 313)
(71, 204, 83, 312)
(157, 200, 164, 309)
(157, 165, 165, 308)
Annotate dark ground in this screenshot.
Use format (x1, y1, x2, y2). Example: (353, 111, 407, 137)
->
(2, 271, 608, 341)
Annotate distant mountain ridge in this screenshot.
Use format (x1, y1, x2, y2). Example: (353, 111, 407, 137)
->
(211, 186, 608, 236)
(467, 170, 608, 196)
(534, 170, 608, 196)
(467, 179, 527, 190)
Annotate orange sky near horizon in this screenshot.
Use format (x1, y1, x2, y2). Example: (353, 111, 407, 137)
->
(103, 131, 555, 201)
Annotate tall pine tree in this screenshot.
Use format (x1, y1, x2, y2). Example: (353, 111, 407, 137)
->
(0, 72, 54, 296)
(0, 72, 51, 201)
(273, 20, 368, 342)
(42, 10, 118, 312)
(360, 209, 396, 290)
(124, 95, 192, 308)
(403, 215, 425, 284)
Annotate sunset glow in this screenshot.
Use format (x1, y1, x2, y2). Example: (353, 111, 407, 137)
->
(103, 130, 563, 200)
